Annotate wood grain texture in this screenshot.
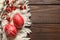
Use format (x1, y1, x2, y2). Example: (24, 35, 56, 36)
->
(29, 0, 60, 40)
(30, 5, 60, 24)
(32, 24, 60, 32)
(31, 24, 60, 40)
(29, 0, 60, 4)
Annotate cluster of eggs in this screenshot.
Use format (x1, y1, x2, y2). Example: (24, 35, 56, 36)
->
(1, 0, 30, 38)
(4, 13, 24, 37)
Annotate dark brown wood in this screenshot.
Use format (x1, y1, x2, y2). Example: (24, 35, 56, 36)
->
(31, 24, 60, 40)
(30, 0, 60, 40)
(32, 24, 60, 32)
(30, 5, 60, 24)
(29, 0, 60, 4)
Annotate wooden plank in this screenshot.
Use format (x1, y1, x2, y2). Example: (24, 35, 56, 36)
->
(32, 24, 60, 32)
(31, 24, 60, 40)
(30, 5, 60, 24)
(29, 0, 60, 4)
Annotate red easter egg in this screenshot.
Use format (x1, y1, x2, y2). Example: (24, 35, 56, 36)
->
(10, 5, 16, 10)
(4, 24, 17, 37)
(23, 6, 26, 9)
(13, 13, 24, 28)
(6, 16, 10, 22)
(19, 5, 23, 10)
(6, 7, 12, 13)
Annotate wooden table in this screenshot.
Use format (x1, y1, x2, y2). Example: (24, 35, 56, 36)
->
(30, 0, 60, 40)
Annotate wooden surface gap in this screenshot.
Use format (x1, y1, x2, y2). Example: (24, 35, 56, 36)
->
(29, 4, 60, 5)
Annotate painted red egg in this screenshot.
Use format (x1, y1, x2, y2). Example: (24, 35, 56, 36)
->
(10, 5, 16, 10)
(6, 16, 10, 22)
(6, 7, 12, 13)
(23, 6, 26, 9)
(13, 13, 24, 28)
(19, 5, 23, 10)
(4, 24, 17, 37)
